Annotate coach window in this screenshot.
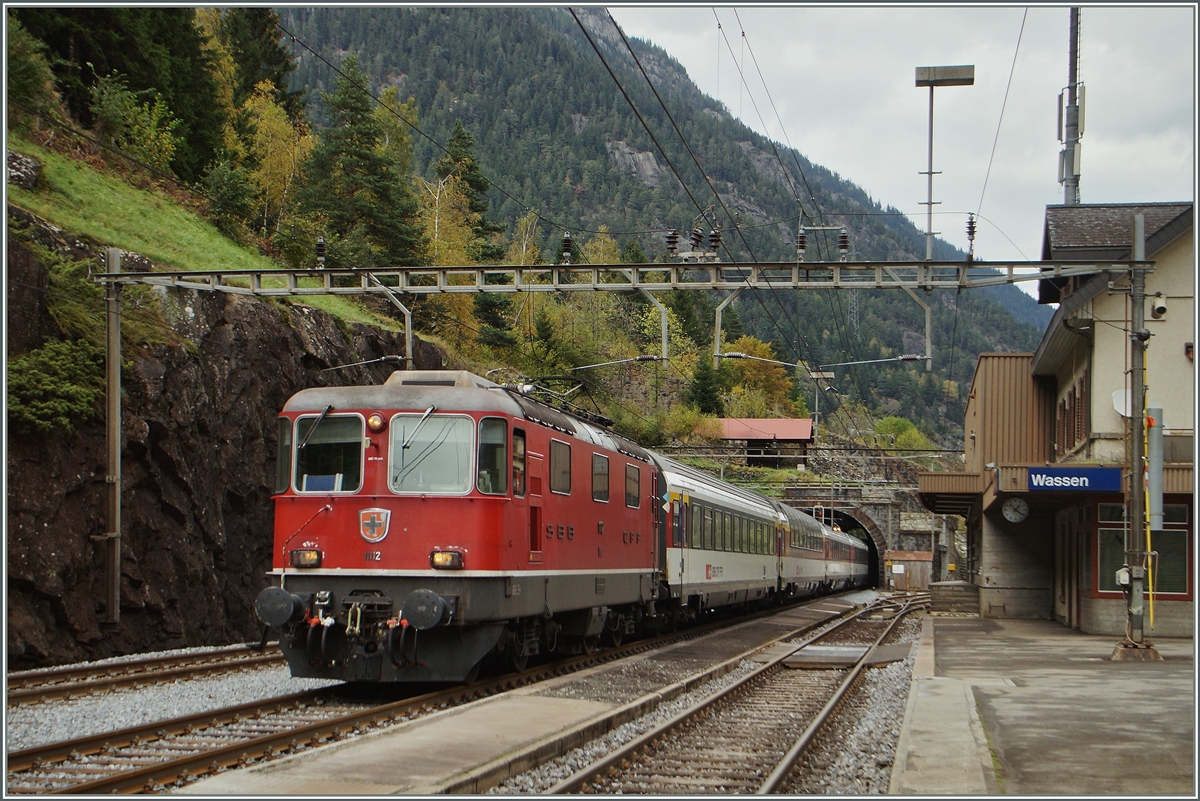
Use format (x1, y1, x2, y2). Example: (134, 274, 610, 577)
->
(477, 418, 507, 495)
(703, 507, 714, 550)
(691, 503, 702, 548)
(625, 464, 641, 508)
(592, 454, 610, 502)
(512, 429, 526, 497)
(739, 517, 747, 553)
(550, 440, 571, 495)
(295, 414, 363, 492)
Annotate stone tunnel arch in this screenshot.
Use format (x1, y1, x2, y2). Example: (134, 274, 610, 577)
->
(831, 508, 888, 588)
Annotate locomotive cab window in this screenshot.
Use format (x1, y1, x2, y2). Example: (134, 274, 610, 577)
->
(625, 464, 640, 508)
(592, 454, 610, 502)
(550, 440, 571, 495)
(275, 417, 292, 494)
(477, 418, 507, 495)
(294, 414, 363, 492)
(512, 429, 526, 497)
(390, 413, 473, 494)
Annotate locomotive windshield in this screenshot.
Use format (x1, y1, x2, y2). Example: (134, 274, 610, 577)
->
(293, 415, 363, 492)
(390, 414, 473, 494)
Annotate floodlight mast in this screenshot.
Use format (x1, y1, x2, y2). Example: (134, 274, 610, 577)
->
(915, 65, 974, 261)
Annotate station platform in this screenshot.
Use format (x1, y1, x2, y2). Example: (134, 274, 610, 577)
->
(889, 615, 1195, 795)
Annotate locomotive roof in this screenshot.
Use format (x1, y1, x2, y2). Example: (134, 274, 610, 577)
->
(282, 370, 652, 462)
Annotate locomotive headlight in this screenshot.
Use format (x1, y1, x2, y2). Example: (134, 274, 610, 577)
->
(366, 412, 387, 433)
(289, 548, 322, 568)
(430, 550, 464, 570)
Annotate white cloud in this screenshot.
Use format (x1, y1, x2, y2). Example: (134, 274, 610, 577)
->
(608, 5, 1195, 294)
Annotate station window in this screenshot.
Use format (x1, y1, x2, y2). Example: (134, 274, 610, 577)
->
(550, 440, 571, 495)
(512, 429, 526, 497)
(1153, 530, 1189, 594)
(592, 454, 610, 502)
(1097, 527, 1126, 592)
(625, 464, 640, 508)
(296, 414, 363, 492)
(477, 418, 508, 495)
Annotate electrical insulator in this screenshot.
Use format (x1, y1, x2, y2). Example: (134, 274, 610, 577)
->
(837, 228, 850, 255)
(561, 231, 573, 263)
(708, 228, 721, 252)
(966, 213, 977, 243)
(796, 232, 807, 257)
(665, 229, 679, 253)
(689, 226, 704, 251)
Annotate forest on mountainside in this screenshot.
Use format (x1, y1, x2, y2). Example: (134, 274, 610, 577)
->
(8, 6, 1051, 448)
(279, 6, 1048, 442)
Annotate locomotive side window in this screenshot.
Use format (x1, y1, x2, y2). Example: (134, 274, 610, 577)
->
(275, 417, 292, 494)
(512, 429, 526, 497)
(592, 454, 610, 502)
(295, 415, 363, 492)
(550, 440, 571, 494)
(477, 418, 507, 495)
(389, 413, 473, 494)
(625, 464, 640, 508)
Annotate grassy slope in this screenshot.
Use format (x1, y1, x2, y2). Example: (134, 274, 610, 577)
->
(5, 134, 399, 330)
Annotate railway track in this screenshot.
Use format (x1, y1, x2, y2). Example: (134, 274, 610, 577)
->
(546, 596, 924, 794)
(6, 644, 284, 707)
(7, 594, 863, 794)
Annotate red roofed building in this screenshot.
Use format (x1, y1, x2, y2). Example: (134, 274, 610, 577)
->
(719, 418, 814, 468)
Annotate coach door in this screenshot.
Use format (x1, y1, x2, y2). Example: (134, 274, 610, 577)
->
(527, 451, 544, 563)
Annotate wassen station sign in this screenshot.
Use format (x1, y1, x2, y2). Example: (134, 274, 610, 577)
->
(1027, 467, 1123, 492)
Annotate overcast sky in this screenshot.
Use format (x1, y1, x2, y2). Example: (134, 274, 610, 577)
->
(608, 5, 1195, 296)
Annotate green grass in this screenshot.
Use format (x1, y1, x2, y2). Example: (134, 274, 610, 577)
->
(6, 134, 399, 330)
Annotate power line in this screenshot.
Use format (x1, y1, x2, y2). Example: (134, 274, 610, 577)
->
(977, 8, 1028, 217)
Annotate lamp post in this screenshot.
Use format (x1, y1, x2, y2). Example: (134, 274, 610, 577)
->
(915, 65, 974, 261)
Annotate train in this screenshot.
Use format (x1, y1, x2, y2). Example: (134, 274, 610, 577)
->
(255, 369, 872, 683)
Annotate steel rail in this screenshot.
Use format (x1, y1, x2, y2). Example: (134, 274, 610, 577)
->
(13, 593, 858, 794)
(757, 596, 926, 793)
(7, 648, 284, 706)
(543, 596, 898, 794)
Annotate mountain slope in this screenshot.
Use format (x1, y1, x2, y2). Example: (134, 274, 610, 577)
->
(281, 6, 1048, 439)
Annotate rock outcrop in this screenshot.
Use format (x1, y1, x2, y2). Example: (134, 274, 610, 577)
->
(6, 213, 443, 668)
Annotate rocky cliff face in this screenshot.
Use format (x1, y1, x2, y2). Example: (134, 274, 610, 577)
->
(6, 215, 444, 668)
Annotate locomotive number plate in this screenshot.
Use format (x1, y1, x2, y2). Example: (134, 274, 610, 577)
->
(365, 551, 382, 561)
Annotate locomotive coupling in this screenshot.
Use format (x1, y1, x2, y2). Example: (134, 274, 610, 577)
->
(255, 587, 306, 627)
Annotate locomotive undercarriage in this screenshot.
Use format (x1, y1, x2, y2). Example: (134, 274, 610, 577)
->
(256, 571, 661, 683)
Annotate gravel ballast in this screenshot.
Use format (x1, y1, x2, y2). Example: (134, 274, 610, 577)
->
(6, 655, 337, 753)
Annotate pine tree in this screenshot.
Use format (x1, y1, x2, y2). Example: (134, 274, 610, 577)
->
(687, 359, 724, 416)
(295, 55, 423, 268)
(220, 8, 304, 119)
(434, 120, 506, 263)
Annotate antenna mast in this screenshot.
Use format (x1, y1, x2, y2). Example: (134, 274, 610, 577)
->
(1060, 8, 1083, 205)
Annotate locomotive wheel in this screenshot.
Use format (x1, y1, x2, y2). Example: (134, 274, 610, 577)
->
(581, 635, 602, 655)
(604, 615, 624, 647)
(508, 650, 529, 672)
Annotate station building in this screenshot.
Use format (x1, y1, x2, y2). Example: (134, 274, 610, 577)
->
(918, 202, 1194, 636)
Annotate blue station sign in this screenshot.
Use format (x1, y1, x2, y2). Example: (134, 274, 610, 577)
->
(1027, 466, 1123, 492)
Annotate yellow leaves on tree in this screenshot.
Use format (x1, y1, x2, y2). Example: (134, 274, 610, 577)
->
(725, 335, 797, 417)
(416, 174, 476, 347)
(242, 80, 314, 229)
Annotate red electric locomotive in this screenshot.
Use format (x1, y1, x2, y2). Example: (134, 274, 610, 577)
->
(255, 369, 871, 683)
